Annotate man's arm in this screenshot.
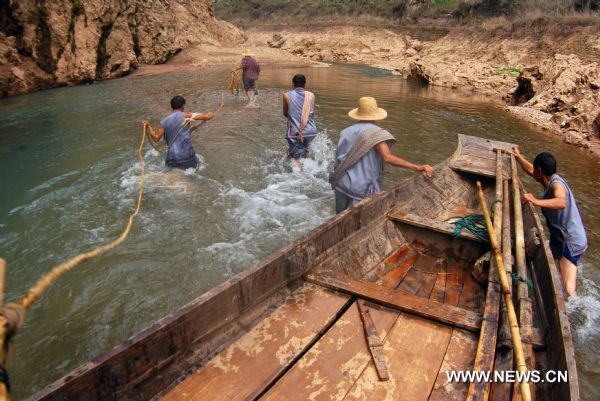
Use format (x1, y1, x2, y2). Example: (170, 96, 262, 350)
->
(282, 93, 289, 118)
(375, 142, 433, 177)
(141, 120, 164, 142)
(185, 112, 214, 121)
(513, 147, 534, 177)
(234, 58, 245, 72)
(523, 182, 567, 209)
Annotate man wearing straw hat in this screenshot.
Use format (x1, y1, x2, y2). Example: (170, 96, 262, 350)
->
(235, 49, 261, 101)
(330, 97, 433, 213)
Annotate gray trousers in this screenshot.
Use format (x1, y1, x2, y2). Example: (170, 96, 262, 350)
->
(335, 190, 362, 214)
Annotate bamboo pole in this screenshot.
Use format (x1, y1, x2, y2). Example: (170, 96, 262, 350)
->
(511, 155, 535, 401)
(476, 181, 532, 401)
(498, 178, 514, 349)
(466, 151, 504, 401)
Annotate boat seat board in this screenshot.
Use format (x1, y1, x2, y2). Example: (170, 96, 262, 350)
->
(449, 156, 510, 179)
(160, 283, 351, 401)
(387, 211, 486, 243)
(449, 134, 515, 179)
(305, 273, 482, 333)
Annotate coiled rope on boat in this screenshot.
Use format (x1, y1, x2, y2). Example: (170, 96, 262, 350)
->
(0, 126, 149, 400)
(446, 214, 490, 241)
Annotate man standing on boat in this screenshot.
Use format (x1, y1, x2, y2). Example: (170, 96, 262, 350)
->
(235, 49, 260, 101)
(142, 96, 214, 170)
(283, 74, 318, 171)
(514, 148, 587, 296)
(330, 97, 433, 214)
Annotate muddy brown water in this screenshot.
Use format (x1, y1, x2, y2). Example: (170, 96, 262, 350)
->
(0, 64, 598, 400)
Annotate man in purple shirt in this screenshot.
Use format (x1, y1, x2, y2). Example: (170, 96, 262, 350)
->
(235, 49, 260, 101)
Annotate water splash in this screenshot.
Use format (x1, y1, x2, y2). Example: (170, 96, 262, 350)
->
(567, 265, 600, 343)
(198, 130, 335, 276)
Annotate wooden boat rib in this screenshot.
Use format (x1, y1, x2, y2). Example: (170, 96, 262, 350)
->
(28, 134, 578, 401)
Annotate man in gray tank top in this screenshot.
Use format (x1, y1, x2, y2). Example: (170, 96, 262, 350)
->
(330, 97, 433, 214)
(142, 96, 214, 170)
(283, 74, 317, 171)
(514, 148, 588, 296)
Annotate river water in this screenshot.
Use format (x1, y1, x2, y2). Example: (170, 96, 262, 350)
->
(0, 64, 598, 400)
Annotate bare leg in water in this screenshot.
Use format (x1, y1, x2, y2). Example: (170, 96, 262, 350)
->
(559, 257, 578, 297)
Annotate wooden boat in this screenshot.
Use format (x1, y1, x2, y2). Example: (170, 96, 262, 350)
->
(29, 134, 578, 401)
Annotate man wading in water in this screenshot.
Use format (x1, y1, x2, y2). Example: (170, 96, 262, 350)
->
(283, 74, 317, 171)
(235, 49, 260, 101)
(142, 96, 214, 169)
(514, 148, 588, 296)
(330, 97, 433, 214)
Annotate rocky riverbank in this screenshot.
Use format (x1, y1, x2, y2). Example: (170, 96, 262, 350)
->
(0, 0, 244, 96)
(245, 21, 600, 156)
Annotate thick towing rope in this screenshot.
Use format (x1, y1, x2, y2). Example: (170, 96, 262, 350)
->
(0, 126, 148, 401)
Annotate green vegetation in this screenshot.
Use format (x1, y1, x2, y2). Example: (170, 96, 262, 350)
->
(493, 67, 522, 77)
(215, 0, 599, 24)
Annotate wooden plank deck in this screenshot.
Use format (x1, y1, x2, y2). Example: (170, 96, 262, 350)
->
(160, 284, 351, 401)
(162, 244, 486, 401)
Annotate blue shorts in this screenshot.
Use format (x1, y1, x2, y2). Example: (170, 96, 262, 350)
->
(166, 155, 198, 170)
(563, 244, 582, 265)
(286, 135, 315, 160)
(243, 79, 256, 91)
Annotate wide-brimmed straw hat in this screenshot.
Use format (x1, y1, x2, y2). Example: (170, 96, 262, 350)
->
(242, 49, 254, 56)
(348, 97, 387, 121)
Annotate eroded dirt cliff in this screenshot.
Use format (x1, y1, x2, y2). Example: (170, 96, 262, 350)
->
(0, 0, 245, 96)
(249, 21, 600, 154)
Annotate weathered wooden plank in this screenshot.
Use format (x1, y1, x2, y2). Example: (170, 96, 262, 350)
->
(444, 262, 467, 309)
(388, 211, 486, 243)
(259, 301, 400, 401)
(381, 252, 420, 289)
(160, 284, 350, 401)
(428, 257, 479, 401)
(397, 254, 438, 295)
(305, 273, 482, 333)
(357, 300, 389, 381)
(430, 260, 448, 304)
(383, 244, 411, 266)
(343, 314, 453, 401)
(458, 271, 483, 314)
(415, 259, 446, 299)
(429, 329, 480, 401)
